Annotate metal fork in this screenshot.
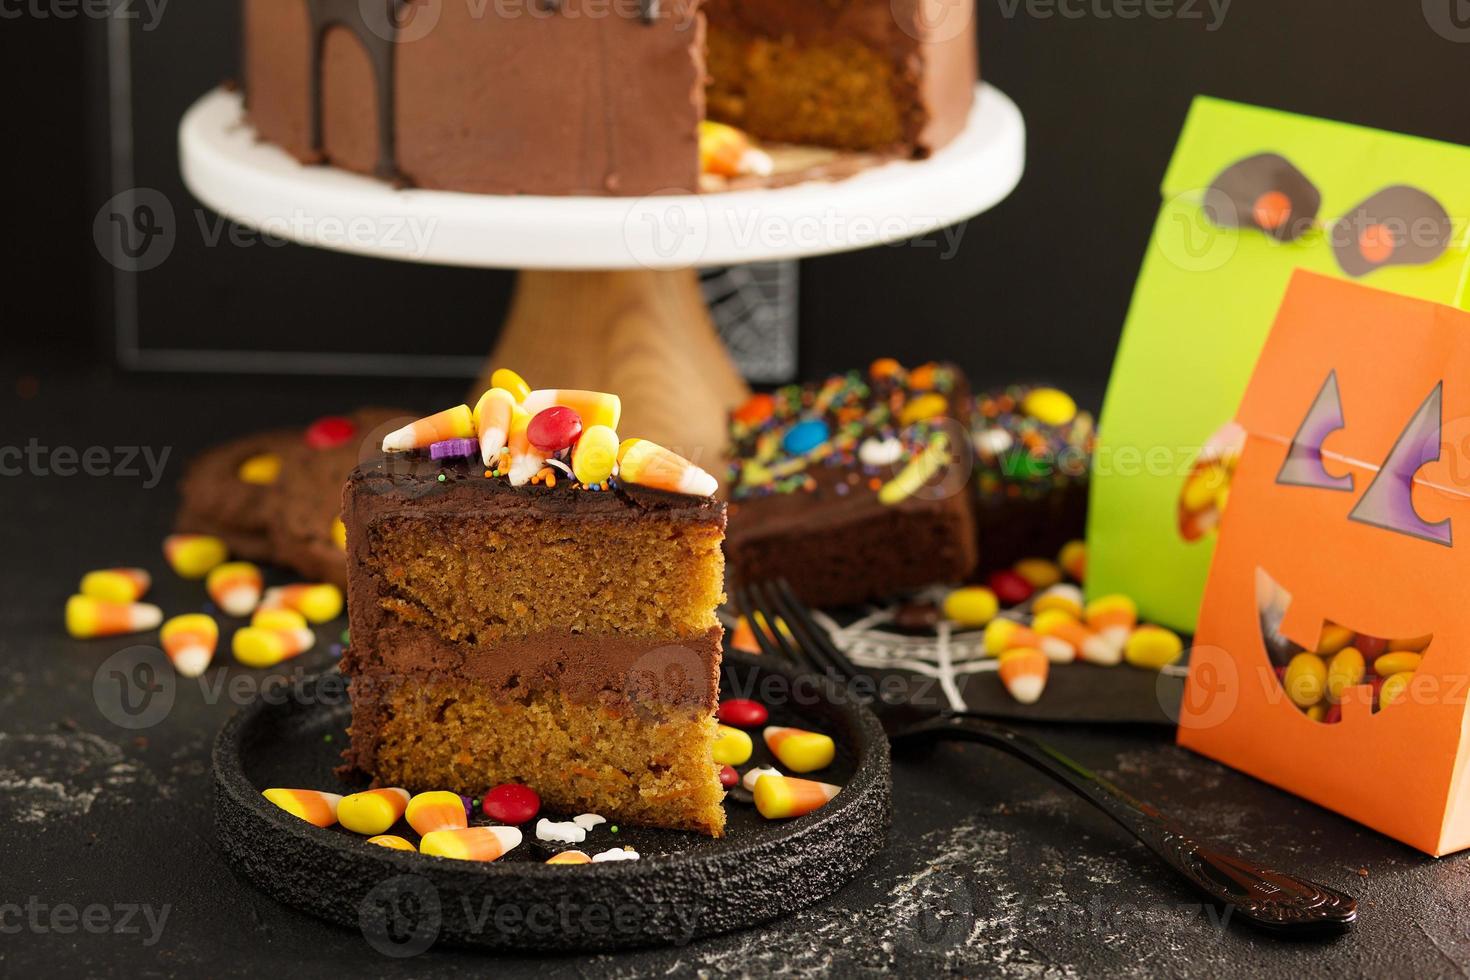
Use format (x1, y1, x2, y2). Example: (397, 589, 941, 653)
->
(736, 579, 1358, 938)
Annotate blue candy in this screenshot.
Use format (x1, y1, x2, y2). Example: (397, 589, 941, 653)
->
(782, 419, 830, 456)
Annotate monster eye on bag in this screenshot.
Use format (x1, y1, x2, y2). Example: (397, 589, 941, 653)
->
(1181, 271, 1470, 856)
(1088, 96, 1470, 633)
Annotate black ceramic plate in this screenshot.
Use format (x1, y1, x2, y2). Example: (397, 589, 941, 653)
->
(213, 650, 891, 953)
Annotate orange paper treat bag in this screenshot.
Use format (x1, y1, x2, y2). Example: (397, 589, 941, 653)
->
(1180, 271, 1470, 856)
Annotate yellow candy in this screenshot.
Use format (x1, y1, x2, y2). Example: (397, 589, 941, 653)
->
(262, 789, 341, 828)
(65, 595, 162, 639)
(1380, 671, 1413, 710)
(712, 725, 753, 766)
(367, 835, 416, 851)
(878, 433, 950, 505)
(236, 452, 282, 485)
(617, 438, 717, 496)
(1374, 651, 1422, 677)
(942, 586, 999, 628)
(163, 533, 228, 579)
(1084, 594, 1137, 634)
(1326, 647, 1365, 701)
(1032, 584, 1083, 620)
(1388, 635, 1431, 653)
(1315, 623, 1355, 656)
(405, 791, 468, 836)
(1180, 467, 1220, 512)
(474, 387, 518, 464)
(522, 389, 621, 431)
(1057, 539, 1086, 582)
(80, 568, 151, 604)
(381, 404, 474, 453)
(252, 608, 308, 630)
(753, 775, 840, 820)
(331, 517, 347, 551)
(338, 788, 411, 835)
(572, 424, 619, 486)
(1021, 387, 1077, 426)
(206, 562, 263, 617)
(546, 850, 592, 865)
(1284, 652, 1327, 708)
(490, 368, 531, 403)
(1013, 558, 1062, 589)
(1124, 625, 1184, 671)
(899, 393, 949, 426)
(263, 583, 343, 624)
(1305, 703, 1328, 722)
(763, 726, 835, 773)
(420, 826, 521, 862)
(233, 609, 315, 668)
(983, 618, 1025, 656)
(160, 613, 218, 678)
(699, 120, 772, 178)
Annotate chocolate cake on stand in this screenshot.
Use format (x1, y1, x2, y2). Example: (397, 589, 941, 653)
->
(179, 1, 1024, 458)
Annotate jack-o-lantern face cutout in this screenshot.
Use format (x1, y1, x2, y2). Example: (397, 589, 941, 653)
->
(1331, 186, 1452, 279)
(1203, 153, 1321, 242)
(1181, 271, 1470, 855)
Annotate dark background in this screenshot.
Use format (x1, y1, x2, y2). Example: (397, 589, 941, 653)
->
(10, 1, 1470, 392)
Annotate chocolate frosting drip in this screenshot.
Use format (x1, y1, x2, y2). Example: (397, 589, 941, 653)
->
(306, 0, 403, 180)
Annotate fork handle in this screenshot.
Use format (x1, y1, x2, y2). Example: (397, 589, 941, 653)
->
(904, 715, 1357, 937)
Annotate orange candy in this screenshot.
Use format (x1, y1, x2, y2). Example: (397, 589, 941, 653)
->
(262, 789, 342, 828)
(405, 791, 468, 837)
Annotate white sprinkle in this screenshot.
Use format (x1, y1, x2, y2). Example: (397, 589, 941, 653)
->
(741, 766, 782, 792)
(591, 847, 640, 863)
(858, 436, 903, 468)
(571, 813, 606, 831)
(535, 818, 587, 844)
(973, 427, 1013, 458)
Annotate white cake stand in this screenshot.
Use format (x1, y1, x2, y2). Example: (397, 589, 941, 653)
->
(179, 84, 1024, 453)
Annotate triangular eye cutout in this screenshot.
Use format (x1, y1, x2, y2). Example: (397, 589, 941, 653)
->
(1349, 383, 1451, 547)
(1277, 370, 1353, 492)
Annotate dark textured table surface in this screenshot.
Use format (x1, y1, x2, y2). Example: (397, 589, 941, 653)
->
(3, 362, 1464, 978)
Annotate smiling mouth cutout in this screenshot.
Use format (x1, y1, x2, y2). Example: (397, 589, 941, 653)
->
(1256, 567, 1431, 722)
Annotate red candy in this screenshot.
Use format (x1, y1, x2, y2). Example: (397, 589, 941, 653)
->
(718, 698, 769, 728)
(1355, 634, 1388, 662)
(305, 416, 357, 450)
(719, 765, 739, 788)
(527, 407, 583, 453)
(482, 783, 540, 824)
(987, 569, 1034, 607)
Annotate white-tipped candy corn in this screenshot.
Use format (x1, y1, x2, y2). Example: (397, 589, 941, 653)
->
(163, 534, 228, 579)
(1085, 594, 1138, 648)
(546, 850, 592, 865)
(1032, 584, 1084, 620)
(260, 583, 343, 624)
(763, 726, 835, 773)
(262, 789, 342, 827)
(420, 826, 522, 862)
(521, 389, 622, 431)
(699, 121, 774, 178)
(616, 439, 718, 497)
(474, 387, 518, 466)
(381, 404, 474, 453)
(367, 835, 416, 851)
(998, 648, 1049, 705)
(160, 613, 218, 678)
(338, 788, 411, 835)
(233, 609, 315, 668)
(505, 406, 546, 487)
(405, 790, 469, 836)
(79, 568, 151, 604)
(742, 766, 782, 792)
(65, 595, 163, 639)
(753, 775, 840, 819)
(206, 562, 263, 617)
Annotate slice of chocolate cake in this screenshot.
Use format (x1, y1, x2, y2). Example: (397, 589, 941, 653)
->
(724, 360, 977, 608)
(341, 385, 727, 836)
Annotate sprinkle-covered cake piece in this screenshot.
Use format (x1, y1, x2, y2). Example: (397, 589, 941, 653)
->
(724, 360, 978, 607)
(341, 374, 728, 836)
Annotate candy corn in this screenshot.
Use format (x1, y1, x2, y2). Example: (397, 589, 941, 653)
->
(1033, 609, 1119, 666)
(331, 517, 347, 551)
(206, 562, 263, 617)
(233, 609, 315, 668)
(617, 439, 717, 497)
(490, 367, 531, 403)
(262, 789, 342, 827)
(338, 787, 411, 835)
(505, 405, 546, 487)
(699, 120, 774, 178)
(79, 568, 151, 604)
(998, 648, 1049, 704)
(521, 389, 622, 431)
(753, 774, 840, 819)
(546, 850, 592, 865)
(405, 790, 468, 836)
(474, 387, 517, 466)
(1032, 584, 1083, 620)
(163, 534, 228, 579)
(381, 404, 474, 453)
(763, 726, 836, 773)
(1013, 558, 1062, 590)
(367, 835, 416, 851)
(572, 424, 619, 486)
(420, 826, 522, 862)
(983, 618, 1040, 657)
(65, 595, 162, 639)
(712, 725, 753, 766)
(260, 583, 343, 624)
(1084, 594, 1137, 648)
(160, 613, 218, 677)
(1058, 539, 1086, 582)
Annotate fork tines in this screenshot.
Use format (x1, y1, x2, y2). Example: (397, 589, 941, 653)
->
(735, 580, 859, 684)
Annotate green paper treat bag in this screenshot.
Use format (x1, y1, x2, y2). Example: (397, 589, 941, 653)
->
(1088, 97, 1470, 632)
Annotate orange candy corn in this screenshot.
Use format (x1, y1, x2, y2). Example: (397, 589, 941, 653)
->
(260, 583, 342, 624)
(474, 387, 517, 466)
(752, 775, 840, 819)
(262, 789, 342, 828)
(420, 826, 522, 862)
(521, 389, 622, 431)
(699, 120, 774, 178)
(381, 404, 474, 453)
(163, 534, 228, 579)
(1084, 594, 1138, 648)
(367, 835, 416, 851)
(617, 439, 718, 497)
(763, 726, 836, 773)
(338, 788, 411, 835)
(65, 595, 162, 639)
(546, 850, 592, 865)
(1031, 584, 1083, 620)
(233, 609, 315, 668)
(206, 562, 263, 617)
(998, 648, 1049, 705)
(79, 568, 151, 604)
(160, 613, 218, 677)
(505, 405, 546, 487)
(405, 791, 468, 837)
